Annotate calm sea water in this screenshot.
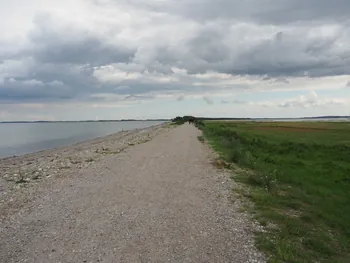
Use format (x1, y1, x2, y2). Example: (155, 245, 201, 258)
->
(0, 121, 165, 158)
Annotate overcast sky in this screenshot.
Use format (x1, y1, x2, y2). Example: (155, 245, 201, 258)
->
(1, 0, 350, 120)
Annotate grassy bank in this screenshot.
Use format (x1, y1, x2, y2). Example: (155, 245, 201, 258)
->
(199, 121, 350, 263)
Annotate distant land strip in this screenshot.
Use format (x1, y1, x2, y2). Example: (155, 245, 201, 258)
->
(0, 115, 349, 123)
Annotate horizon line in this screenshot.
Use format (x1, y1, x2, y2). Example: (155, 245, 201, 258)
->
(0, 115, 349, 123)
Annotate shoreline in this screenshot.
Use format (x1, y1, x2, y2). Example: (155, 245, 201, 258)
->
(0, 122, 170, 214)
(0, 121, 167, 159)
(0, 119, 169, 124)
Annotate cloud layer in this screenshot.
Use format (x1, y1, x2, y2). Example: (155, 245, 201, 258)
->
(1, 0, 350, 119)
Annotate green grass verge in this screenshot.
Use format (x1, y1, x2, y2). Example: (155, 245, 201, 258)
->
(200, 120, 350, 263)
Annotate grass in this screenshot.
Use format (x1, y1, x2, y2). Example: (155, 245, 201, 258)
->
(200, 120, 350, 263)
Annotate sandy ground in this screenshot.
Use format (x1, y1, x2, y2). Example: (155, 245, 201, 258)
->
(0, 123, 265, 263)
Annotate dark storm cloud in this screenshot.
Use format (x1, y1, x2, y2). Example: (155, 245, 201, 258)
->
(28, 14, 135, 66)
(31, 37, 133, 66)
(139, 0, 350, 78)
(0, 13, 136, 103)
(0, 78, 72, 102)
(186, 26, 229, 64)
(147, 0, 350, 24)
(0, 60, 102, 102)
(154, 26, 350, 78)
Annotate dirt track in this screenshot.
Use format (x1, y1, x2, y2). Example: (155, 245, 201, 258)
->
(0, 123, 264, 263)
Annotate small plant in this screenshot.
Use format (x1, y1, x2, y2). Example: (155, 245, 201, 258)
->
(197, 136, 205, 143)
(15, 171, 28, 184)
(247, 168, 279, 193)
(85, 158, 94, 163)
(228, 147, 243, 163)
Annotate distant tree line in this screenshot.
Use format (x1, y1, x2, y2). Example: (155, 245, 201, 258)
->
(172, 116, 194, 124)
(171, 116, 205, 129)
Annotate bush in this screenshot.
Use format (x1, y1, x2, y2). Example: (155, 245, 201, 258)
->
(171, 116, 185, 125)
(171, 115, 198, 125)
(228, 147, 243, 163)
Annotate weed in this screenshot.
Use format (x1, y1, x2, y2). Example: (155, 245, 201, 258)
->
(197, 135, 205, 143)
(15, 171, 28, 184)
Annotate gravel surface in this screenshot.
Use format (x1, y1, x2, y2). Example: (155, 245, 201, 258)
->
(0, 123, 265, 263)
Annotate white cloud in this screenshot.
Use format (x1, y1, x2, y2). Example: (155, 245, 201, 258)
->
(279, 91, 348, 108)
(48, 80, 64, 87)
(217, 90, 350, 110)
(22, 79, 44, 86)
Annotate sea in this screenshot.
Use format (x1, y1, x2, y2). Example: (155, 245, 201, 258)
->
(0, 121, 165, 158)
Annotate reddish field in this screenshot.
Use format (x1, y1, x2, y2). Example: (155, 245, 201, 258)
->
(254, 126, 321, 132)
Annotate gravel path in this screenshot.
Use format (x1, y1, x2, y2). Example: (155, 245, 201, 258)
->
(0, 123, 265, 263)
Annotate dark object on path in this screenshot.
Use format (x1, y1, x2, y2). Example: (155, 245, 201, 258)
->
(188, 117, 195, 124)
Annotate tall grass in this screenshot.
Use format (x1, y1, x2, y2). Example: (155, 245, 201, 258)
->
(201, 121, 350, 263)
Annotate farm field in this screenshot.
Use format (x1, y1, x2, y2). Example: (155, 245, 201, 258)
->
(199, 121, 350, 263)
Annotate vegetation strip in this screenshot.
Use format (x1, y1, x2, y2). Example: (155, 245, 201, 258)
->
(197, 120, 350, 263)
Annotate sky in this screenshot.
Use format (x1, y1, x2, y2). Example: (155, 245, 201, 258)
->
(1, 0, 350, 121)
